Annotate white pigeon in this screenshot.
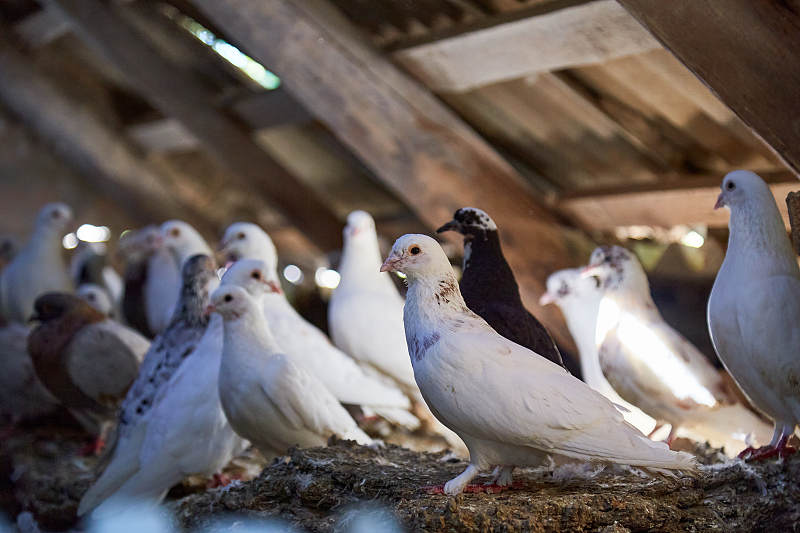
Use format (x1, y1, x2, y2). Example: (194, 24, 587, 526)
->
(540, 269, 656, 436)
(0, 203, 73, 324)
(0, 322, 60, 424)
(212, 284, 372, 458)
(585, 245, 771, 454)
(219, 223, 419, 429)
(709, 170, 800, 459)
(78, 283, 115, 317)
(78, 255, 232, 516)
(381, 234, 696, 495)
(328, 211, 416, 390)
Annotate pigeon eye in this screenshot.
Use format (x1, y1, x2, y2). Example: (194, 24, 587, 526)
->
(251, 271, 261, 279)
(51, 211, 60, 219)
(170, 228, 181, 237)
(223, 294, 233, 303)
(237, 232, 246, 240)
(410, 246, 421, 255)
(726, 181, 736, 191)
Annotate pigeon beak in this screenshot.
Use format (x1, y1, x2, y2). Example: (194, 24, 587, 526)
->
(580, 264, 602, 278)
(436, 220, 460, 234)
(380, 254, 401, 273)
(539, 292, 556, 306)
(266, 280, 282, 294)
(714, 193, 726, 210)
(204, 304, 215, 316)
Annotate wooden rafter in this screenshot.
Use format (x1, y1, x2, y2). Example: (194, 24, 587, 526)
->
(192, 0, 596, 348)
(617, 0, 800, 175)
(47, 0, 343, 251)
(392, 0, 660, 92)
(558, 171, 799, 230)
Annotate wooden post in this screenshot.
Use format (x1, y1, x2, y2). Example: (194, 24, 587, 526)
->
(786, 192, 800, 256)
(48, 0, 342, 251)
(192, 0, 594, 347)
(618, 0, 800, 175)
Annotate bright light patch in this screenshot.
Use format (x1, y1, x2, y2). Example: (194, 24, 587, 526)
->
(283, 264, 303, 285)
(76, 224, 111, 243)
(680, 230, 705, 249)
(169, 11, 280, 90)
(395, 272, 407, 279)
(62, 233, 78, 250)
(595, 297, 717, 408)
(314, 267, 340, 289)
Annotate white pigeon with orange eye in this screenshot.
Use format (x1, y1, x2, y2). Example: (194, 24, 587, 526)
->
(381, 234, 697, 495)
(211, 284, 372, 457)
(0, 202, 73, 324)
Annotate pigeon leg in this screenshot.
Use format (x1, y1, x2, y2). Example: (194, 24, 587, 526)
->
(485, 465, 514, 486)
(741, 423, 797, 461)
(665, 425, 678, 447)
(206, 472, 233, 488)
(443, 464, 479, 495)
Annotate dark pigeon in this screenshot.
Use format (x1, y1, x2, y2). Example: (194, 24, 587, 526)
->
(437, 207, 569, 371)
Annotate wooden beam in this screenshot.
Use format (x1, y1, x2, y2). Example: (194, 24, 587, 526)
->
(47, 0, 342, 251)
(617, 0, 800, 175)
(0, 35, 211, 233)
(558, 171, 799, 230)
(392, 0, 660, 92)
(14, 6, 71, 48)
(229, 89, 314, 131)
(127, 118, 199, 152)
(192, 0, 595, 348)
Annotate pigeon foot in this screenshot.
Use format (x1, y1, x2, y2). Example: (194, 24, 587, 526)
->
(423, 482, 523, 495)
(78, 437, 105, 456)
(206, 472, 239, 488)
(740, 436, 797, 461)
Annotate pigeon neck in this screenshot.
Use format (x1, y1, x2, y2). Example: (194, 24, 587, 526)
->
(222, 310, 281, 359)
(338, 236, 394, 293)
(557, 296, 601, 361)
(405, 271, 474, 326)
(170, 278, 212, 329)
(460, 229, 521, 304)
(727, 200, 797, 273)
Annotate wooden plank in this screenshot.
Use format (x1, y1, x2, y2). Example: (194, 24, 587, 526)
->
(14, 6, 71, 48)
(558, 171, 799, 230)
(0, 35, 211, 232)
(47, 0, 343, 251)
(127, 118, 199, 152)
(392, 0, 660, 92)
(617, 0, 800, 175)
(229, 89, 314, 131)
(192, 0, 595, 347)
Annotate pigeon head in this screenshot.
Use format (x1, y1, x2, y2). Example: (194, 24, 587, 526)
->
(581, 246, 647, 292)
(77, 284, 114, 317)
(31, 292, 97, 323)
(161, 220, 210, 268)
(436, 207, 497, 240)
(343, 210, 377, 243)
(35, 202, 73, 234)
(381, 234, 450, 280)
(172, 254, 217, 326)
(209, 285, 257, 322)
(181, 254, 217, 291)
(219, 222, 278, 269)
(715, 170, 774, 212)
(220, 259, 283, 297)
(540, 268, 601, 306)
(117, 226, 162, 263)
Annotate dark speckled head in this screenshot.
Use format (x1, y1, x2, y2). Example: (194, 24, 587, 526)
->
(585, 245, 642, 291)
(436, 207, 497, 239)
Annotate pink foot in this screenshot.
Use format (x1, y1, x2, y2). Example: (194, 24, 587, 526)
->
(206, 472, 242, 488)
(740, 435, 797, 461)
(78, 437, 106, 456)
(423, 482, 523, 494)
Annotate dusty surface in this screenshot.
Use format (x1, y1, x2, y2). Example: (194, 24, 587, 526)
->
(2, 422, 799, 532)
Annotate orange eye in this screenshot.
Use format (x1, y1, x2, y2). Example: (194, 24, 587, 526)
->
(170, 228, 180, 237)
(237, 232, 246, 240)
(410, 246, 421, 255)
(251, 271, 261, 279)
